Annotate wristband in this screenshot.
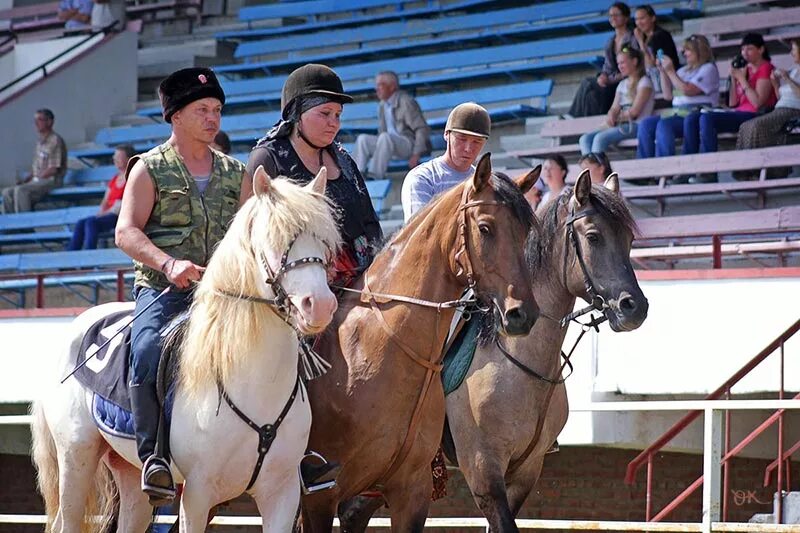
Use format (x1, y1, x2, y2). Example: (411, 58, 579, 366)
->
(160, 257, 175, 274)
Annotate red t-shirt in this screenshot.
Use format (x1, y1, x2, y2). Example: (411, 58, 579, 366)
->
(101, 174, 126, 211)
(735, 61, 776, 113)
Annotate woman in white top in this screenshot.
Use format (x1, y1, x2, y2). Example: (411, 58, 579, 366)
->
(579, 47, 654, 155)
(736, 38, 800, 159)
(636, 34, 720, 158)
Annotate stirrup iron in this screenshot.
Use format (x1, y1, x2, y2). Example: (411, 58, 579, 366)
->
(142, 456, 176, 506)
(299, 451, 339, 495)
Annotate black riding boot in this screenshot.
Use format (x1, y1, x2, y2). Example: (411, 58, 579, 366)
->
(130, 382, 176, 506)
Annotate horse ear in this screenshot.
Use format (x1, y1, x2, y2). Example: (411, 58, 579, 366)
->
(253, 165, 272, 197)
(471, 152, 492, 193)
(573, 168, 592, 207)
(604, 172, 620, 195)
(306, 167, 327, 195)
(515, 165, 541, 195)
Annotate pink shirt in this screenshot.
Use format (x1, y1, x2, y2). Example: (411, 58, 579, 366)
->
(735, 61, 776, 113)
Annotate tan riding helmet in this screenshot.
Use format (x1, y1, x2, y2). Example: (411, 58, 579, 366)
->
(444, 102, 491, 139)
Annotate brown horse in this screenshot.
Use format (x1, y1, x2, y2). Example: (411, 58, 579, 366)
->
(301, 154, 542, 532)
(339, 170, 649, 532)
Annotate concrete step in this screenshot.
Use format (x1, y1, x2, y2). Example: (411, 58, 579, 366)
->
(749, 491, 800, 524)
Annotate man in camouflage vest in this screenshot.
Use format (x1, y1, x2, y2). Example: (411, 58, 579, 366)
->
(115, 67, 253, 505)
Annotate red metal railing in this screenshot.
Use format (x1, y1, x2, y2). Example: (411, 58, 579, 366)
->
(624, 318, 800, 522)
(0, 267, 132, 308)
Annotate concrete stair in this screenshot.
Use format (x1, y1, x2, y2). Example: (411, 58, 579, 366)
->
(750, 491, 800, 524)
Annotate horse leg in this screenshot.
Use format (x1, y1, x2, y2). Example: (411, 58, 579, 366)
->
(459, 451, 518, 533)
(506, 454, 545, 518)
(53, 432, 106, 533)
(382, 465, 432, 533)
(106, 453, 152, 533)
(179, 481, 214, 533)
(252, 467, 302, 532)
(300, 490, 339, 533)
(337, 495, 384, 533)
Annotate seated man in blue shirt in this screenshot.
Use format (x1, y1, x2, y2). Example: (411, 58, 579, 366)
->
(401, 102, 490, 221)
(58, 0, 92, 30)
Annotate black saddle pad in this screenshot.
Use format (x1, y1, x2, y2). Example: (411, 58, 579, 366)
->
(73, 309, 135, 411)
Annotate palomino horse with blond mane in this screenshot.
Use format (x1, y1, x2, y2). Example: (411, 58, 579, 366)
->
(340, 171, 649, 533)
(31, 167, 340, 532)
(300, 154, 541, 532)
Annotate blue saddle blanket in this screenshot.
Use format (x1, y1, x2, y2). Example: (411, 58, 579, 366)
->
(441, 318, 481, 396)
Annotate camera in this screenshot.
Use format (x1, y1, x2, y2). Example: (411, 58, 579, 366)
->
(731, 54, 747, 69)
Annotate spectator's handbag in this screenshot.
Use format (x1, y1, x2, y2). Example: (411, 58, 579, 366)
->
(618, 104, 634, 134)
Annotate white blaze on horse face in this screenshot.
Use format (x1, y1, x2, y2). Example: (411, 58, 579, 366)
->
(268, 232, 337, 335)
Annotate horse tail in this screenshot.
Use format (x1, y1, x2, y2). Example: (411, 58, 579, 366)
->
(30, 401, 59, 532)
(30, 401, 118, 533)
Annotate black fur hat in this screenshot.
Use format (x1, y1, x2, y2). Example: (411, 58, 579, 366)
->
(159, 67, 226, 123)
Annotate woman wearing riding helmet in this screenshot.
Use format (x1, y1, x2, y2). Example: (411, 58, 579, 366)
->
(246, 64, 383, 287)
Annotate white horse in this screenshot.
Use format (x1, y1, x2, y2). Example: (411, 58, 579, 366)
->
(31, 166, 341, 533)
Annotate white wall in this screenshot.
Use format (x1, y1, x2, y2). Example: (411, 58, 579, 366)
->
(0, 31, 137, 184)
(0, 35, 91, 88)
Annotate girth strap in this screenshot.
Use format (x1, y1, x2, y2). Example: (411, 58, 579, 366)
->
(219, 375, 301, 491)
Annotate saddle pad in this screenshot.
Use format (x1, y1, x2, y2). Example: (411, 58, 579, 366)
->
(441, 317, 481, 396)
(73, 310, 134, 411)
(93, 393, 135, 438)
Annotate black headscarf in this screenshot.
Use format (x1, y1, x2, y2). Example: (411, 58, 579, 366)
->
(261, 94, 339, 144)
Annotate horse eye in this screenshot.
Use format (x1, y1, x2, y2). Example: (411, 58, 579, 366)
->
(479, 223, 492, 235)
(586, 232, 601, 244)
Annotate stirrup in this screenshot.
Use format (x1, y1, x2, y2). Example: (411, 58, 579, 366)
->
(142, 456, 176, 506)
(299, 451, 339, 495)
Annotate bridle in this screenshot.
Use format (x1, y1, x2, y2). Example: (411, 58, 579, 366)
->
(213, 233, 332, 493)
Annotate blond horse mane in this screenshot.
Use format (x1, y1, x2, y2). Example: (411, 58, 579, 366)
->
(178, 177, 341, 399)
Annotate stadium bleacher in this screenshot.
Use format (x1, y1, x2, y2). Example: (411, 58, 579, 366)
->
(2, 0, 800, 312)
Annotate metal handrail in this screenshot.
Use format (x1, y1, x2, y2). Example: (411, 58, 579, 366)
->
(0, 267, 132, 307)
(0, 21, 117, 96)
(624, 318, 800, 522)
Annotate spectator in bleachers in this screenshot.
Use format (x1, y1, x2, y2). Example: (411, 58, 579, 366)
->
(1, 108, 67, 214)
(633, 4, 679, 89)
(735, 38, 800, 179)
(636, 35, 719, 164)
(579, 152, 615, 185)
(211, 130, 231, 154)
(537, 154, 569, 212)
(91, 0, 126, 31)
(115, 67, 252, 504)
(353, 71, 431, 179)
(568, 2, 639, 118)
(67, 144, 133, 251)
(579, 46, 654, 155)
(58, 0, 92, 31)
(401, 102, 490, 221)
(247, 64, 382, 288)
(695, 33, 777, 181)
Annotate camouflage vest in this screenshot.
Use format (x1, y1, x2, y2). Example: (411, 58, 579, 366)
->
(133, 142, 245, 290)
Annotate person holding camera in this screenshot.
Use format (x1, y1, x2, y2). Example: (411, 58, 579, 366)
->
(636, 34, 719, 163)
(633, 4, 679, 88)
(693, 33, 776, 178)
(734, 38, 800, 179)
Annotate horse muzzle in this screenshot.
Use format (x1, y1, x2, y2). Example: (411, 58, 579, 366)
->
(607, 291, 648, 332)
(294, 292, 338, 335)
(497, 298, 538, 337)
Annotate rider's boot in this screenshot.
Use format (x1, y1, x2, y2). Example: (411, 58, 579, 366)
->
(130, 382, 176, 506)
(299, 451, 341, 495)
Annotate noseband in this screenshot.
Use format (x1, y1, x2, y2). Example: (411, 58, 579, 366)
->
(559, 205, 609, 328)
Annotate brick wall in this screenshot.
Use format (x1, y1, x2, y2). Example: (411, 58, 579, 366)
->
(2, 446, 796, 532)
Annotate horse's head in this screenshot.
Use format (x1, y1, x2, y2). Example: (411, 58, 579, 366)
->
(247, 166, 341, 335)
(453, 153, 540, 336)
(555, 170, 648, 332)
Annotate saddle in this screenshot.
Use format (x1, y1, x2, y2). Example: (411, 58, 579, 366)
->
(72, 309, 185, 444)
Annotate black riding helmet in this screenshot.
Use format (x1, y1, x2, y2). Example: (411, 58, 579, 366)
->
(281, 64, 353, 120)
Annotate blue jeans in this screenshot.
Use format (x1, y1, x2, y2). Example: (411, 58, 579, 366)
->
(699, 111, 758, 153)
(129, 286, 193, 387)
(636, 113, 702, 158)
(67, 213, 118, 251)
(579, 123, 638, 155)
